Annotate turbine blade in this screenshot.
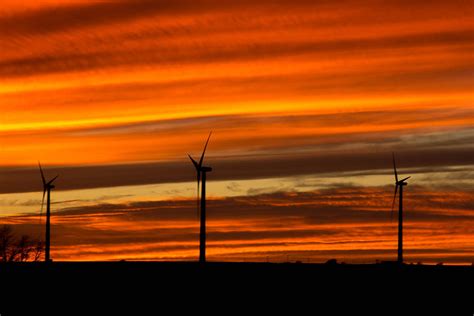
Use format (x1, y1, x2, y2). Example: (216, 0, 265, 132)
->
(399, 176, 411, 183)
(391, 185, 398, 221)
(40, 188, 46, 225)
(38, 161, 46, 185)
(188, 155, 199, 170)
(47, 175, 59, 185)
(198, 132, 212, 167)
(196, 171, 201, 220)
(392, 153, 398, 183)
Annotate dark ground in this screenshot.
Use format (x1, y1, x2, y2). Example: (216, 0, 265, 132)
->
(1, 262, 472, 313)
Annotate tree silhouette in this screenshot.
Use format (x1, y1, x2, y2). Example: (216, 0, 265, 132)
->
(0, 225, 44, 262)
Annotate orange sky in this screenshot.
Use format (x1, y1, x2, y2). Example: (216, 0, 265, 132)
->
(0, 0, 473, 263)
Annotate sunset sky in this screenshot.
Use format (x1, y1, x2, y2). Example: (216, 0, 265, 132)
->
(0, 0, 473, 264)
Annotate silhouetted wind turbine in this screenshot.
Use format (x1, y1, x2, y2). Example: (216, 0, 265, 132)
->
(188, 132, 212, 263)
(39, 162, 59, 263)
(391, 153, 410, 265)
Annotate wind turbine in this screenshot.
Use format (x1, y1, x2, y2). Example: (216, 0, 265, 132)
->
(39, 162, 59, 263)
(188, 132, 212, 263)
(391, 153, 410, 265)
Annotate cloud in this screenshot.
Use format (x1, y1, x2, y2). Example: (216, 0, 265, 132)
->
(0, 0, 472, 179)
(1, 0, 466, 36)
(0, 0, 224, 37)
(1, 105, 474, 194)
(1, 186, 472, 262)
(1, 28, 472, 78)
(1, 144, 474, 194)
(0, 0, 472, 263)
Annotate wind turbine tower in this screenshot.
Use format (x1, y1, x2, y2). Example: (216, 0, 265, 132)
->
(391, 153, 410, 265)
(39, 162, 59, 262)
(188, 132, 212, 263)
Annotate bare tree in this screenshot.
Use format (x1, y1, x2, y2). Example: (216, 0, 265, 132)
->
(0, 225, 14, 262)
(17, 235, 34, 262)
(33, 240, 44, 262)
(0, 225, 44, 262)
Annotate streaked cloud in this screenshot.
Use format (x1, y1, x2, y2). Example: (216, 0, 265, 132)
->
(0, 0, 472, 262)
(2, 186, 473, 263)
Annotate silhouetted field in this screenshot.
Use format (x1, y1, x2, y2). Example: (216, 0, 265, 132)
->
(1, 261, 472, 282)
(1, 261, 472, 286)
(1, 262, 472, 311)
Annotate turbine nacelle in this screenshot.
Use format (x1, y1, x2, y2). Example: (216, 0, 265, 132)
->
(188, 132, 213, 219)
(39, 163, 59, 187)
(39, 162, 59, 221)
(396, 176, 410, 186)
(391, 153, 411, 217)
(188, 132, 212, 170)
(392, 153, 410, 185)
(44, 177, 58, 190)
(188, 155, 212, 173)
(42, 177, 58, 191)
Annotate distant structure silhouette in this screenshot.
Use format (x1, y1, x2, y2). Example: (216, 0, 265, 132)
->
(39, 162, 59, 262)
(391, 153, 410, 265)
(188, 132, 212, 263)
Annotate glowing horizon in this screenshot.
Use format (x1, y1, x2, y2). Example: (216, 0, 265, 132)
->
(0, 0, 473, 264)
